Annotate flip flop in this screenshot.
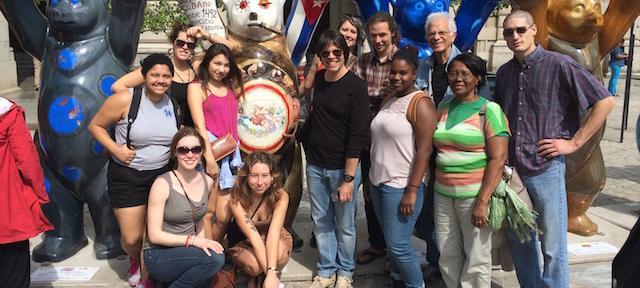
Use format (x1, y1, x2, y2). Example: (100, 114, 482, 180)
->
(356, 246, 387, 265)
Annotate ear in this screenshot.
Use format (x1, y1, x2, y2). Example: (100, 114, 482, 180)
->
(222, 0, 231, 9)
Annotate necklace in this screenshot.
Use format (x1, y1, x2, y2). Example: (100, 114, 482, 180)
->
(174, 69, 191, 83)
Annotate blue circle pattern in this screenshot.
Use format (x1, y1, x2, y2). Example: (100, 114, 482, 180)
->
(48, 96, 85, 134)
(99, 74, 117, 97)
(44, 177, 51, 194)
(62, 165, 83, 182)
(57, 48, 77, 72)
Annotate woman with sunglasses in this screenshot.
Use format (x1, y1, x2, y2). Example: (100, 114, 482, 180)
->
(188, 43, 244, 241)
(433, 53, 509, 288)
(89, 54, 181, 288)
(225, 152, 292, 288)
(299, 14, 365, 96)
(144, 127, 224, 288)
(112, 22, 208, 128)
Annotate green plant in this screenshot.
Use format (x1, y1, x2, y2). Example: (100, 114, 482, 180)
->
(143, 0, 189, 33)
(450, 0, 510, 14)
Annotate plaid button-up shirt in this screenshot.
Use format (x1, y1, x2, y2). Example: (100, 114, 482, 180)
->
(352, 46, 398, 114)
(494, 45, 610, 176)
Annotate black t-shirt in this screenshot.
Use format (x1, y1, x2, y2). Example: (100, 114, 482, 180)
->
(298, 70, 369, 169)
(431, 62, 447, 106)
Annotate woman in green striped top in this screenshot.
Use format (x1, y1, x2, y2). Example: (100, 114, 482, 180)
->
(432, 53, 510, 288)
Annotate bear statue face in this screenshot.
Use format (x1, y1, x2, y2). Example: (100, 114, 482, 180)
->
(547, 0, 604, 44)
(46, 0, 105, 36)
(223, 0, 284, 42)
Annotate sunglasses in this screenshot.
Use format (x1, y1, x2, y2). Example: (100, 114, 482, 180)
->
(503, 25, 532, 38)
(320, 49, 343, 59)
(175, 39, 196, 50)
(176, 146, 203, 155)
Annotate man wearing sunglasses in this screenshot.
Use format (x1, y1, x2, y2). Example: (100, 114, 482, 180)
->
(494, 10, 615, 288)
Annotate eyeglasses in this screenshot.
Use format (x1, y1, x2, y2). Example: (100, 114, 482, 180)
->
(320, 49, 343, 59)
(447, 70, 474, 81)
(427, 31, 450, 39)
(503, 25, 532, 38)
(175, 39, 196, 50)
(176, 146, 203, 155)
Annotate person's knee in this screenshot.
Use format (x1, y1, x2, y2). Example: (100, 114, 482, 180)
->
(242, 262, 263, 277)
(120, 233, 143, 249)
(203, 252, 225, 272)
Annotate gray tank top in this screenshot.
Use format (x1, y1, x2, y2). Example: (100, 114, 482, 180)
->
(113, 88, 178, 170)
(144, 172, 210, 250)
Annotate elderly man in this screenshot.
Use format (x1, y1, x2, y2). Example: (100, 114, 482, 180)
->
(494, 10, 615, 288)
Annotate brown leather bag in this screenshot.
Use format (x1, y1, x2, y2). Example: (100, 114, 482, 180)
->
(210, 268, 237, 288)
(211, 133, 237, 161)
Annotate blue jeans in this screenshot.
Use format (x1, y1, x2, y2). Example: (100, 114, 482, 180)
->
(144, 246, 225, 288)
(307, 163, 361, 278)
(509, 157, 569, 288)
(608, 64, 622, 96)
(371, 183, 425, 288)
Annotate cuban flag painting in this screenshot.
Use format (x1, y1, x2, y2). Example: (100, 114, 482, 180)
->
(285, 0, 330, 66)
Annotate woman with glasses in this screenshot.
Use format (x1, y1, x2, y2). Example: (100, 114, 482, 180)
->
(295, 30, 369, 288)
(112, 23, 210, 128)
(432, 53, 509, 288)
(226, 152, 292, 288)
(144, 127, 224, 288)
(368, 47, 437, 288)
(89, 54, 181, 288)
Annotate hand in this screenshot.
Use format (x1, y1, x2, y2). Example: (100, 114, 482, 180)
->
(263, 272, 280, 288)
(205, 160, 220, 177)
(112, 144, 136, 165)
(312, 55, 322, 68)
(338, 181, 354, 203)
(471, 200, 489, 228)
(187, 26, 209, 40)
(399, 188, 417, 217)
(192, 236, 224, 256)
(536, 138, 579, 158)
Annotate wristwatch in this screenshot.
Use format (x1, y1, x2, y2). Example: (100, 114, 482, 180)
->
(343, 174, 354, 183)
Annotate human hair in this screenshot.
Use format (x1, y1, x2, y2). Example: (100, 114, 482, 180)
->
(367, 12, 399, 45)
(504, 10, 535, 27)
(392, 46, 419, 70)
(316, 30, 350, 64)
(231, 152, 283, 210)
(169, 127, 206, 169)
(168, 22, 191, 43)
(425, 12, 457, 34)
(197, 43, 244, 98)
(447, 52, 487, 88)
(339, 14, 366, 55)
(141, 53, 174, 77)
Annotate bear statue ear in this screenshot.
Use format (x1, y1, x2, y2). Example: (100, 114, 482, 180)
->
(222, 0, 232, 9)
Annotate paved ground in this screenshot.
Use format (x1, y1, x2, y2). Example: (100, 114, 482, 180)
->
(3, 75, 640, 287)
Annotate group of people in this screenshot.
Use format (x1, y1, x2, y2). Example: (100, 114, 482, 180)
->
(0, 8, 618, 288)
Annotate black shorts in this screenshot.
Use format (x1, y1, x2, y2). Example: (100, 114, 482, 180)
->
(107, 161, 171, 208)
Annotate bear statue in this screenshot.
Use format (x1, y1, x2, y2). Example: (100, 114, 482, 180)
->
(0, 0, 146, 261)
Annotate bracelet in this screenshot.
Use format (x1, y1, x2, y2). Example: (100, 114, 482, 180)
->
(267, 266, 278, 273)
(185, 235, 192, 247)
(407, 183, 420, 189)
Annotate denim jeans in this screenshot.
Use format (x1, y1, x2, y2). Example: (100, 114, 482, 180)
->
(370, 183, 425, 288)
(608, 64, 622, 96)
(509, 157, 569, 288)
(144, 246, 225, 288)
(307, 163, 361, 278)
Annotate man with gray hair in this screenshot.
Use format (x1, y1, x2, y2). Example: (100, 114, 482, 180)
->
(414, 11, 460, 283)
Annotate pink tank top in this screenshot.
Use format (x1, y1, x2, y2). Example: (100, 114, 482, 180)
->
(203, 88, 239, 141)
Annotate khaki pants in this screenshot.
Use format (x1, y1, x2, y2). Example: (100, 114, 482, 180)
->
(435, 193, 492, 288)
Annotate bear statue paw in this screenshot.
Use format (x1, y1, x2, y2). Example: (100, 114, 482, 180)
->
(32, 236, 89, 262)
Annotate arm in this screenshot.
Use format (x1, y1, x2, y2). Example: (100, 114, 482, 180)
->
(400, 98, 437, 216)
(87, 91, 136, 164)
(472, 135, 509, 227)
(109, 0, 146, 67)
(0, 0, 47, 59)
(111, 68, 144, 94)
(298, 56, 321, 96)
(187, 83, 220, 176)
(203, 175, 218, 240)
(230, 201, 269, 270)
(263, 192, 289, 287)
(147, 176, 223, 255)
(187, 26, 239, 51)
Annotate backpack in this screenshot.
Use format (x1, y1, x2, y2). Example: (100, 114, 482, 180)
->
(125, 86, 182, 149)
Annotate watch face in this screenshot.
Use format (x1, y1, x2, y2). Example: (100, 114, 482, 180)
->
(344, 175, 354, 182)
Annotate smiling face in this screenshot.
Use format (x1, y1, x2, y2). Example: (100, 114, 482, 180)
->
(319, 43, 346, 73)
(144, 64, 173, 96)
(389, 59, 417, 95)
(208, 54, 231, 83)
(173, 31, 196, 62)
(447, 60, 480, 100)
(426, 16, 456, 54)
(174, 136, 203, 170)
(339, 20, 358, 51)
(368, 21, 394, 56)
(247, 162, 273, 195)
(503, 16, 537, 58)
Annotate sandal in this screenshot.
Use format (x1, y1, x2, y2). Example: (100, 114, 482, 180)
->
(356, 246, 387, 265)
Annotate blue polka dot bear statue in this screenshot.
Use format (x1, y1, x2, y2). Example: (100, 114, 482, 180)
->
(0, 0, 146, 262)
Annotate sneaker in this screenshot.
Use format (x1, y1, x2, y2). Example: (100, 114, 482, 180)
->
(309, 274, 336, 288)
(127, 257, 140, 286)
(135, 278, 154, 288)
(335, 276, 353, 288)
